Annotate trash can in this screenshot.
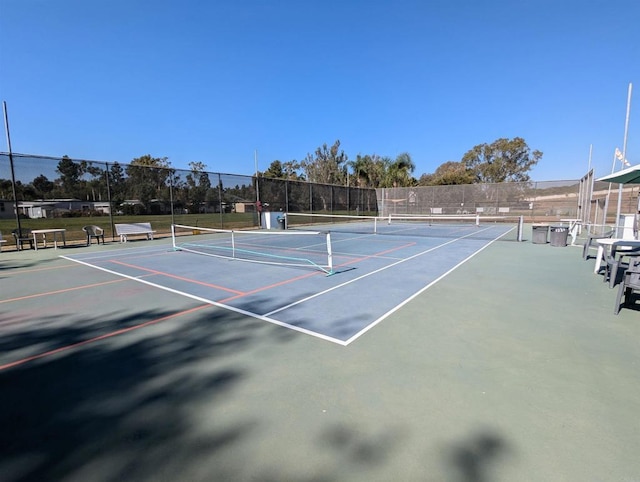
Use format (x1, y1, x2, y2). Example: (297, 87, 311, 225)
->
(532, 224, 549, 244)
(277, 216, 286, 230)
(549, 225, 569, 247)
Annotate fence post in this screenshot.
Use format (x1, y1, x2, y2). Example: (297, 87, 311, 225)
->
(105, 162, 115, 241)
(218, 173, 224, 228)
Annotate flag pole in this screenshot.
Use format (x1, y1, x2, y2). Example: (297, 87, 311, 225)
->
(615, 83, 633, 236)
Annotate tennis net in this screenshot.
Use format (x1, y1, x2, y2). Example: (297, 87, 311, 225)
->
(171, 224, 334, 274)
(284, 213, 524, 241)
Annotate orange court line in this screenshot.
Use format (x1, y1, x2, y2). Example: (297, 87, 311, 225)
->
(2, 263, 81, 276)
(0, 304, 211, 372)
(217, 269, 322, 303)
(111, 259, 246, 295)
(0, 278, 127, 304)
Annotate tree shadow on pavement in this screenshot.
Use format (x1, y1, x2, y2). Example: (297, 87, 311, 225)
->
(0, 306, 281, 481)
(448, 430, 512, 482)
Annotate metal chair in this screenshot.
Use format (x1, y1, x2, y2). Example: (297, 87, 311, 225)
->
(12, 229, 34, 250)
(582, 228, 614, 260)
(602, 243, 640, 288)
(614, 257, 640, 314)
(82, 225, 105, 245)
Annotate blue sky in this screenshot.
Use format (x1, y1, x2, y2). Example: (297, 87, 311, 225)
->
(1, 0, 638, 181)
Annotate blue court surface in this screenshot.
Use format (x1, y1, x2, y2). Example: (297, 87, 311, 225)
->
(63, 224, 516, 345)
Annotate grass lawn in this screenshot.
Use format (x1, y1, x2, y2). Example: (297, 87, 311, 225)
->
(0, 212, 259, 248)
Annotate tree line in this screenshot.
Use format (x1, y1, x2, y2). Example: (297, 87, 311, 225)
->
(1, 136, 542, 212)
(262, 137, 542, 188)
(1, 154, 254, 215)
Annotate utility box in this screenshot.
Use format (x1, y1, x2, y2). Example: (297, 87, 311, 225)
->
(532, 224, 549, 244)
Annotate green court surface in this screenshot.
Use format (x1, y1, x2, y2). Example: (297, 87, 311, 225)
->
(1, 232, 639, 481)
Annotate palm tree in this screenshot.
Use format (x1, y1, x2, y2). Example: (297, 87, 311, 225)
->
(348, 155, 372, 187)
(385, 152, 415, 187)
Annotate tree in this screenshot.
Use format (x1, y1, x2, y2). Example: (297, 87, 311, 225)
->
(108, 162, 126, 206)
(185, 161, 211, 213)
(384, 152, 415, 187)
(125, 155, 172, 210)
(56, 155, 87, 197)
(348, 154, 386, 188)
(32, 175, 55, 198)
(282, 160, 303, 180)
(426, 161, 475, 186)
(264, 160, 284, 178)
(301, 140, 348, 185)
(462, 137, 542, 183)
(84, 163, 107, 201)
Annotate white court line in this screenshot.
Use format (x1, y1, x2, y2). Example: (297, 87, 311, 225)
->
(66, 244, 175, 262)
(263, 225, 501, 317)
(60, 255, 349, 346)
(343, 225, 515, 345)
(61, 224, 514, 346)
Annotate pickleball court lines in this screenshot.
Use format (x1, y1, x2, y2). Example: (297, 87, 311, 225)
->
(62, 255, 350, 345)
(0, 278, 127, 305)
(0, 304, 212, 372)
(262, 233, 465, 318)
(110, 259, 246, 295)
(341, 229, 507, 344)
(61, 227, 508, 345)
(62, 237, 419, 310)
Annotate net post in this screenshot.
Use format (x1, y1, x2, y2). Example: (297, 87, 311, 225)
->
(326, 232, 333, 275)
(475, 214, 480, 226)
(231, 230, 236, 259)
(517, 216, 524, 242)
(171, 224, 177, 250)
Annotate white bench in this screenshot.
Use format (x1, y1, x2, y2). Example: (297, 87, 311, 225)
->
(114, 222, 156, 243)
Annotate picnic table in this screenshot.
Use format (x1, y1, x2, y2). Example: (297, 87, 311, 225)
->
(594, 238, 640, 274)
(31, 228, 67, 250)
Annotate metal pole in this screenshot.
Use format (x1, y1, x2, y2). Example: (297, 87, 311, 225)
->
(583, 145, 592, 225)
(254, 150, 260, 203)
(615, 83, 633, 236)
(105, 162, 116, 241)
(603, 150, 617, 229)
(218, 173, 224, 228)
(2, 101, 22, 237)
(255, 150, 261, 227)
(285, 179, 289, 213)
(169, 170, 175, 226)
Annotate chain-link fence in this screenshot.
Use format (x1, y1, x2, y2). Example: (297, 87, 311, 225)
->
(0, 153, 377, 247)
(378, 180, 586, 221)
(2, 153, 637, 249)
(257, 176, 377, 215)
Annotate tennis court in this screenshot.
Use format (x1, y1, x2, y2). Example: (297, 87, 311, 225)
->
(60, 219, 517, 344)
(1, 221, 639, 481)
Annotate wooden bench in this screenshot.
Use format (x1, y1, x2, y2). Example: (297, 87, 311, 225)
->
(114, 222, 156, 243)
